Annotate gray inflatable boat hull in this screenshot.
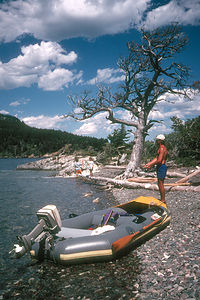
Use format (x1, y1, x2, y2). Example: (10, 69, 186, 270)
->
(30, 196, 170, 265)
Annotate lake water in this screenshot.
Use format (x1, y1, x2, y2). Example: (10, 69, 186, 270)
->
(0, 158, 116, 292)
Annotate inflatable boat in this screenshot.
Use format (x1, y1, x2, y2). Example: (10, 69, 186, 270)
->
(10, 196, 170, 265)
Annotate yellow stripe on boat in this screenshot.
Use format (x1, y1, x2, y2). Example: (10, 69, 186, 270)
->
(116, 196, 167, 209)
(133, 196, 167, 208)
(60, 249, 112, 261)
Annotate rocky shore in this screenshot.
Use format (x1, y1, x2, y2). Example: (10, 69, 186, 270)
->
(16, 154, 100, 177)
(2, 157, 200, 299)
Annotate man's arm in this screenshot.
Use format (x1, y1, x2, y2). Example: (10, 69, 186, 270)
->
(143, 158, 157, 169)
(143, 147, 165, 169)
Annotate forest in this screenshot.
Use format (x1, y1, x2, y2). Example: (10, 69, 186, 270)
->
(0, 114, 107, 158)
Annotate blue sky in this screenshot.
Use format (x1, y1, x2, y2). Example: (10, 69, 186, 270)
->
(0, 0, 200, 140)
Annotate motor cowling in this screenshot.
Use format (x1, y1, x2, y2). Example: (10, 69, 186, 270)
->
(36, 204, 62, 234)
(10, 205, 62, 259)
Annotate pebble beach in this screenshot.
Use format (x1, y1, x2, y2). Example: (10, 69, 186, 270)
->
(112, 187, 200, 300)
(1, 166, 200, 300)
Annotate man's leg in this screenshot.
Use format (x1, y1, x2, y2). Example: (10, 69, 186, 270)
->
(158, 179, 166, 203)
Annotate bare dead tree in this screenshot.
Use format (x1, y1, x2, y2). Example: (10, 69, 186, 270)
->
(64, 24, 191, 178)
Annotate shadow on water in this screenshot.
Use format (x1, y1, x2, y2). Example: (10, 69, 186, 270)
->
(0, 159, 141, 299)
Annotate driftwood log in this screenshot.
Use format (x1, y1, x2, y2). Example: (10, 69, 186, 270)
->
(103, 165, 187, 179)
(175, 168, 200, 183)
(82, 165, 200, 192)
(164, 182, 191, 186)
(88, 176, 200, 192)
(128, 177, 157, 183)
(166, 171, 187, 178)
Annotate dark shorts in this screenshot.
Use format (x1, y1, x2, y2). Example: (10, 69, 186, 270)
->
(156, 164, 167, 180)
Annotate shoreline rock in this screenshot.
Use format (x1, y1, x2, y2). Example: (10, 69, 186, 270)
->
(16, 154, 101, 177)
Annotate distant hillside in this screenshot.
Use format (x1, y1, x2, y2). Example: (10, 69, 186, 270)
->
(0, 114, 107, 158)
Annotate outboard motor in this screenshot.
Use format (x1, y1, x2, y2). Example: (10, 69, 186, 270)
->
(9, 205, 62, 259)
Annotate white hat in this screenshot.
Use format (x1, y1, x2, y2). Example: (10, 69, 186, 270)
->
(156, 134, 165, 140)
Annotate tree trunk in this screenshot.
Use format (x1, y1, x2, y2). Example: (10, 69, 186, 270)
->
(124, 127, 144, 178)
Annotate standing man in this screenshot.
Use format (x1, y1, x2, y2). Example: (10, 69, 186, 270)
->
(87, 157, 94, 177)
(74, 157, 82, 177)
(143, 134, 168, 203)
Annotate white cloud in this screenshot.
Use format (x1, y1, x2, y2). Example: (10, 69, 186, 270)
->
(87, 68, 125, 85)
(20, 41, 77, 66)
(116, 109, 136, 122)
(149, 110, 164, 119)
(0, 0, 199, 44)
(74, 107, 83, 114)
(1, 0, 199, 43)
(0, 60, 37, 89)
(0, 41, 80, 90)
(143, 0, 200, 29)
(0, 0, 149, 42)
(0, 109, 9, 114)
(38, 68, 74, 91)
(22, 115, 67, 129)
(74, 112, 117, 137)
(148, 122, 171, 137)
(75, 122, 98, 135)
(147, 91, 200, 139)
(154, 92, 200, 120)
(9, 101, 21, 107)
(9, 98, 30, 107)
